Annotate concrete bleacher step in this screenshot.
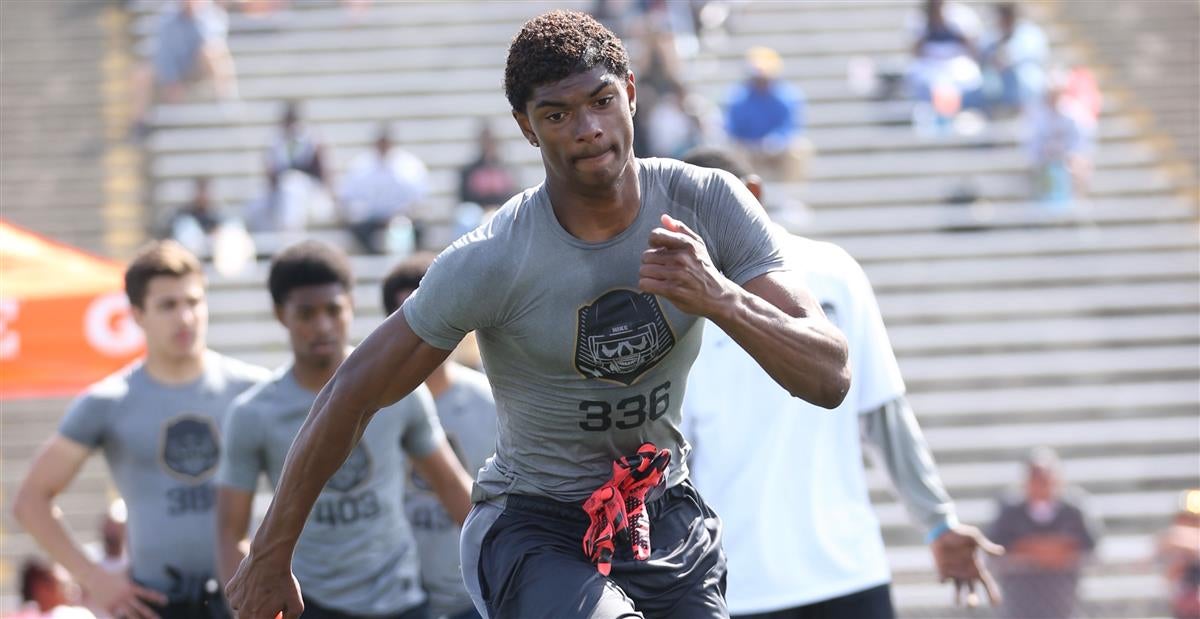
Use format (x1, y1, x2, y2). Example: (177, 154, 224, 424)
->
(920, 416, 1198, 458)
(888, 313, 1199, 355)
(839, 222, 1199, 262)
(909, 378, 1199, 424)
(807, 196, 1194, 236)
(879, 279, 1198, 322)
(868, 453, 1200, 498)
(898, 344, 1198, 389)
(802, 165, 1177, 207)
(865, 250, 1199, 291)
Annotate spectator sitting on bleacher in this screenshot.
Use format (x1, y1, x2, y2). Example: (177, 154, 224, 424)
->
(458, 121, 518, 210)
(978, 3, 1048, 116)
(16, 559, 94, 619)
(130, 0, 238, 140)
(725, 46, 811, 183)
(243, 167, 308, 235)
(164, 177, 227, 255)
(987, 448, 1100, 619)
(172, 177, 224, 235)
(166, 177, 257, 274)
(338, 124, 430, 254)
(907, 0, 984, 111)
(266, 101, 330, 191)
(635, 31, 707, 158)
(1026, 73, 1095, 207)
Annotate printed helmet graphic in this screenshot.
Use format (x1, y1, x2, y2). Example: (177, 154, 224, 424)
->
(575, 290, 675, 385)
(160, 416, 220, 482)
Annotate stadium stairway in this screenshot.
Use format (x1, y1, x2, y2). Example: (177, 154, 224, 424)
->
(0, 0, 144, 607)
(1049, 0, 1199, 189)
(0, 0, 145, 257)
(2, 1, 1197, 616)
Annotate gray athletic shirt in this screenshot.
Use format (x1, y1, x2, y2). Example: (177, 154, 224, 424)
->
(217, 364, 442, 616)
(404, 365, 498, 617)
(57, 351, 269, 597)
(403, 158, 789, 502)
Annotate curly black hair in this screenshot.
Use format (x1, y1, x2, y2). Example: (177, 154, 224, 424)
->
(268, 240, 353, 306)
(504, 10, 630, 112)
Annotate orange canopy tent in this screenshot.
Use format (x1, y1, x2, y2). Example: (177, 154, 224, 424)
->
(0, 221, 144, 399)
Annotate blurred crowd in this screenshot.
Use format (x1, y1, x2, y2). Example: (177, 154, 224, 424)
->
(137, 0, 1107, 272)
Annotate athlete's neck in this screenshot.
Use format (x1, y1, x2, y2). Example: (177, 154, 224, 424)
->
(143, 350, 206, 385)
(424, 362, 456, 399)
(292, 349, 348, 393)
(546, 158, 640, 243)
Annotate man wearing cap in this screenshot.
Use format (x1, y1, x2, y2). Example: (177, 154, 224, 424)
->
(725, 47, 811, 183)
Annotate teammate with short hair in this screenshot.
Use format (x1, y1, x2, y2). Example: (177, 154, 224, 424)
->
(383, 253, 498, 619)
(215, 241, 473, 619)
(681, 146, 1002, 619)
(226, 11, 851, 619)
(12, 241, 270, 619)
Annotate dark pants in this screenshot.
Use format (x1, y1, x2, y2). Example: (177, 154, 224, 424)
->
(144, 576, 228, 619)
(474, 481, 727, 618)
(731, 584, 895, 619)
(300, 597, 429, 619)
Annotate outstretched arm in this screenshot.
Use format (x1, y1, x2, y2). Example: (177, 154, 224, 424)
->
(225, 310, 451, 619)
(639, 214, 849, 408)
(13, 435, 167, 617)
(861, 397, 1004, 606)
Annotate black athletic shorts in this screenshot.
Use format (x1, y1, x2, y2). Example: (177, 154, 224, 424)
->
(461, 480, 728, 618)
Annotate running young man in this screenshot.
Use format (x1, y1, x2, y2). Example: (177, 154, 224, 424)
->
(383, 253, 498, 619)
(215, 241, 473, 619)
(13, 241, 270, 619)
(226, 11, 850, 619)
(680, 147, 1003, 619)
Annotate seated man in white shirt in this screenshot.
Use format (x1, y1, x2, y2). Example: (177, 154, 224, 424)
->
(337, 124, 430, 254)
(680, 146, 1003, 619)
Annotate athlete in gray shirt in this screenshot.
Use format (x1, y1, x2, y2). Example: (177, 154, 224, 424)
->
(227, 11, 850, 619)
(13, 241, 270, 619)
(215, 241, 473, 619)
(384, 255, 499, 619)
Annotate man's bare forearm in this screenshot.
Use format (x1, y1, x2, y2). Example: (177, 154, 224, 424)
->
(13, 493, 102, 584)
(710, 284, 850, 409)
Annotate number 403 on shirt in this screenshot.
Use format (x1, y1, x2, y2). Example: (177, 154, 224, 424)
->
(578, 381, 671, 431)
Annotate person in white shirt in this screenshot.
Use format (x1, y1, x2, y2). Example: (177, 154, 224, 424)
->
(337, 124, 430, 254)
(680, 146, 1003, 619)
